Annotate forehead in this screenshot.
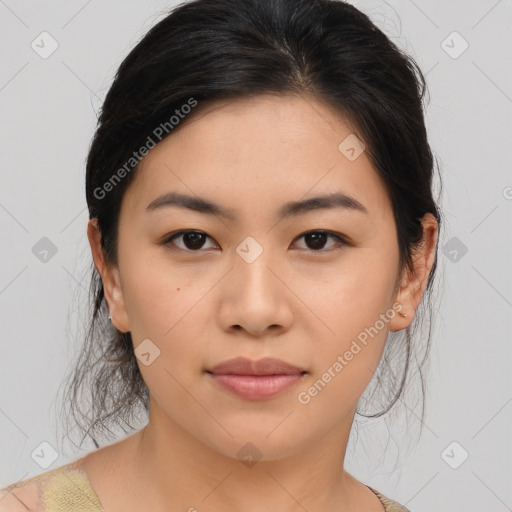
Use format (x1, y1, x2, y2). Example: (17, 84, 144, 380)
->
(121, 93, 393, 222)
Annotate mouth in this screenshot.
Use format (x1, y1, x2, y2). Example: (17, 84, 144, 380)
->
(205, 357, 307, 400)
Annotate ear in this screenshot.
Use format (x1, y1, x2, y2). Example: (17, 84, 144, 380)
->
(87, 218, 131, 333)
(388, 212, 439, 332)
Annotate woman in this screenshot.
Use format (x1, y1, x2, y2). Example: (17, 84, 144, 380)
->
(0, 0, 441, 510)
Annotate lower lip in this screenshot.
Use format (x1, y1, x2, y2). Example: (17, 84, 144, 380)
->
(208, 373, 305, 400)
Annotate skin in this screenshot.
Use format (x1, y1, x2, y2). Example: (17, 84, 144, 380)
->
(83, 93, 438, 512)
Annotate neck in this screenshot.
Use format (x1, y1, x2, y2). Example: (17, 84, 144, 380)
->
(124, 400, 364, 512)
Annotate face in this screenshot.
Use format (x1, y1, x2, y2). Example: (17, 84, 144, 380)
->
(90, 93, 435, 462)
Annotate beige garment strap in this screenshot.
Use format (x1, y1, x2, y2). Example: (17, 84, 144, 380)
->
(367, 485, 412, 512)
(2, 464, 104, 512)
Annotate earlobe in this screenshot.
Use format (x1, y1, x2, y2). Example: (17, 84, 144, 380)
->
(388, 213, 439, 332)
(107, 267, 131, 332)
(86, 219, 131, 333)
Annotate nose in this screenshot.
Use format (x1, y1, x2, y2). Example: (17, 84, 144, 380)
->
(216, 246, 294, 337)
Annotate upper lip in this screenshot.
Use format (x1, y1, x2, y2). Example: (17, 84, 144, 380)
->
(207, 357, 306, 376)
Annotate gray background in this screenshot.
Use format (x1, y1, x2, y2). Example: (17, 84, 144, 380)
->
(0, 1, 511, 511)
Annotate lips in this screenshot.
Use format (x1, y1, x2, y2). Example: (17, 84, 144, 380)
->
(206, 357, 307, 400)
(208, 356, 306, 376)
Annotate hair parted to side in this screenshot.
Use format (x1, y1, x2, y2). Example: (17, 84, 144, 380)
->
(57, 0, 443, 451)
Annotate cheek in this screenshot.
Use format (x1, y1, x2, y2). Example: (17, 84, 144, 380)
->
(295, 287, 394, 420)
(121, 263, 219, 377)
(310, 250, 398, 333)
(301, 247, 399, 384)
(118, 243, 203, 336)
(125, 270, 209, 405)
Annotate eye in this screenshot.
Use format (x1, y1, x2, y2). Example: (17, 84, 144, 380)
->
(292, 230, 348, 253)
(163, 230, 218, 252)
(162, 229, 348, 253)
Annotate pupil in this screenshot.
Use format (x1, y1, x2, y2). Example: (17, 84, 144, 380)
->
(307, 232, 326, 250)
(184, 232, 205, 250)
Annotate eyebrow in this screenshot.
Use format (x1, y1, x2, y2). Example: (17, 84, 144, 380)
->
(145, 191, 367, 219)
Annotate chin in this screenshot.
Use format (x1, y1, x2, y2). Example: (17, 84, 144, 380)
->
(198, 423, 310, 464)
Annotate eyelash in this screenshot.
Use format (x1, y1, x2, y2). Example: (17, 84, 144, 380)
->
(161, 230, 350, 254)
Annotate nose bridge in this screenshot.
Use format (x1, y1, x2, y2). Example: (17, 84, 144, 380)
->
(233, 234, 280, 298)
